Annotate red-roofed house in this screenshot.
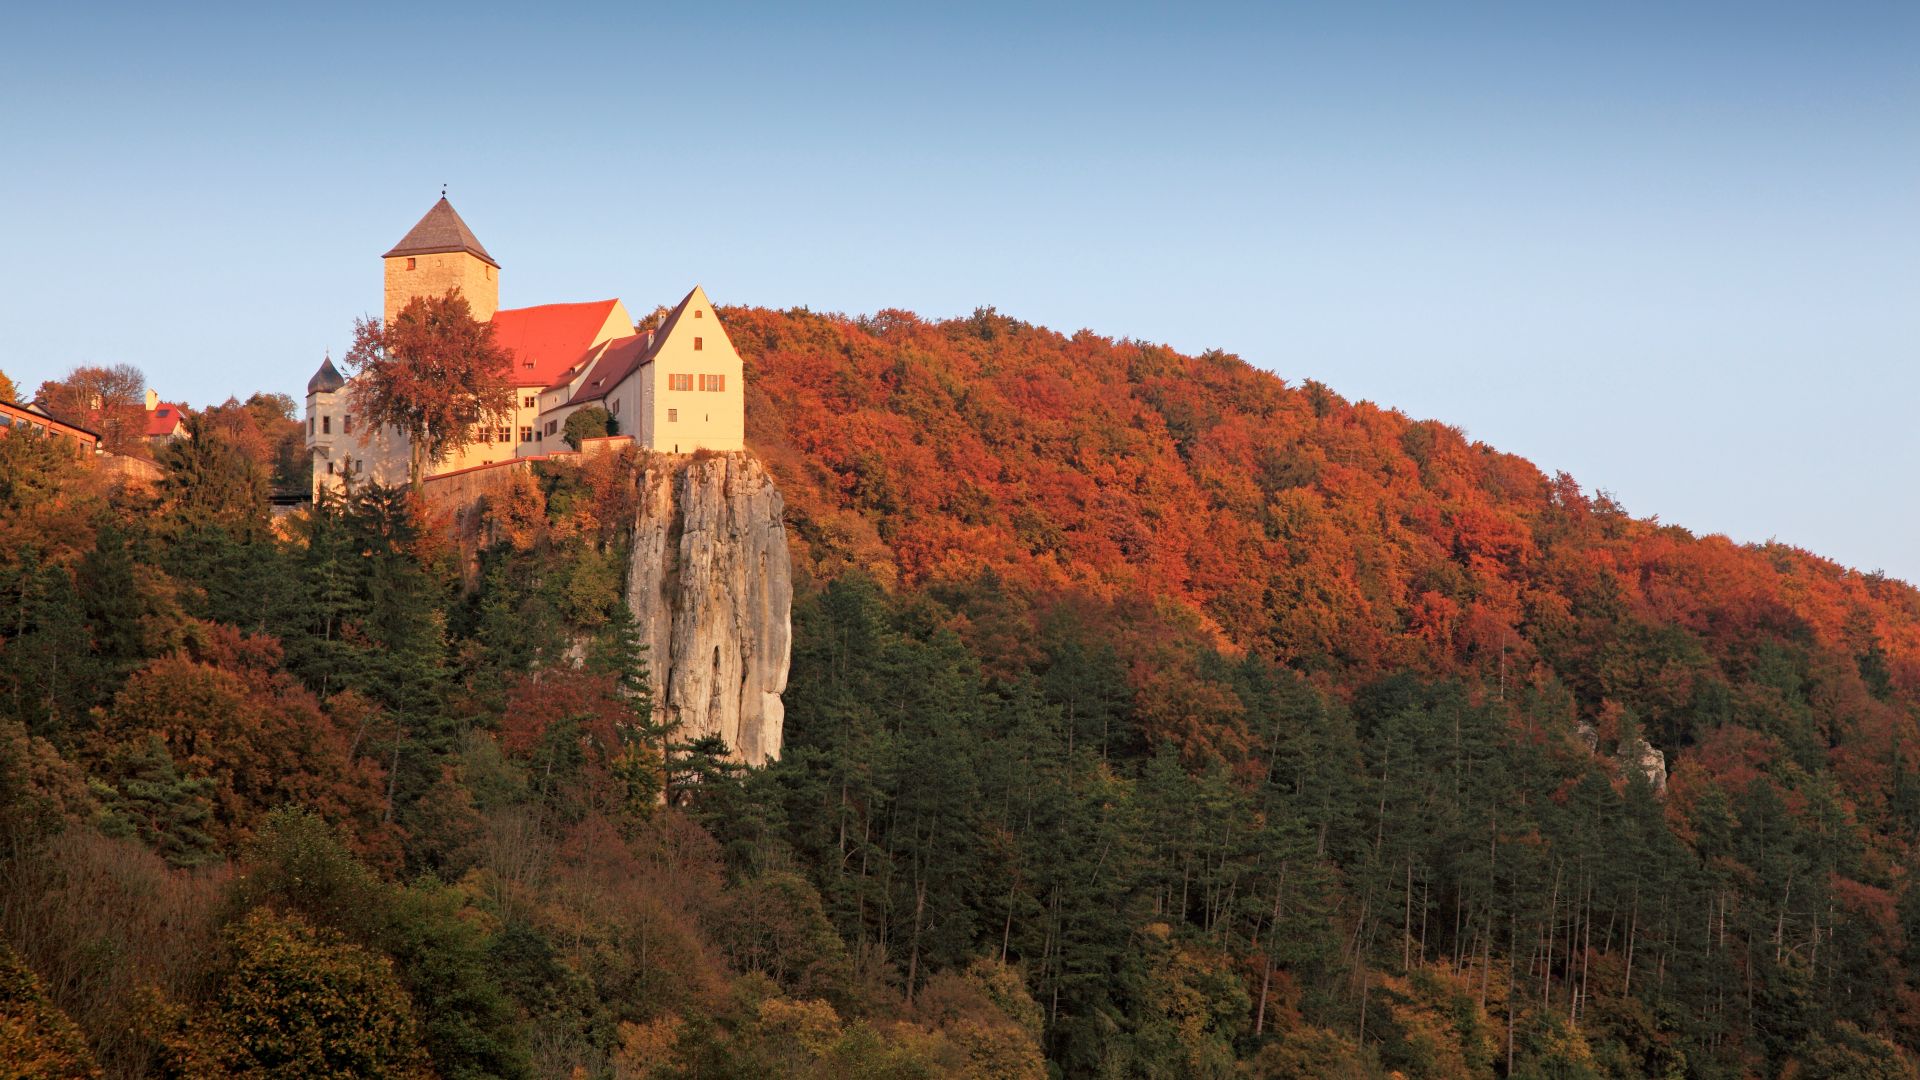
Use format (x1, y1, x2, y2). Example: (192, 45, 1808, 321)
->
(305, 196, 742, 494)
(143, 390, 188, 443)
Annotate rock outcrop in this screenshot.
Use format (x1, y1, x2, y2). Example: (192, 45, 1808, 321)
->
(1620, 736, 1668, 797)
(627, 452, 792, 765)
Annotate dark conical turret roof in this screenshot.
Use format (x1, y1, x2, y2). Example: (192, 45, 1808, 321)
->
(307, 355, 345, 395)
(382, 196, 499, 268)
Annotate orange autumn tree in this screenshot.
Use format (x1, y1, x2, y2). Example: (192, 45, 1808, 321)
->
(344, 289, 515, 490)
(92, 623, 397, 860)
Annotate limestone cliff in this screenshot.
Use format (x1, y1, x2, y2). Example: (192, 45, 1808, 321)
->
(626, 452, 792, 766)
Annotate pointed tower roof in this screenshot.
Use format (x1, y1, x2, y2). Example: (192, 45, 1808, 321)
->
(382, 197, 499, 268)
(307, 354, 346, 394)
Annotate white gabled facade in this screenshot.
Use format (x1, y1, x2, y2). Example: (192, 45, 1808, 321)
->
(626, 286, 744, 456)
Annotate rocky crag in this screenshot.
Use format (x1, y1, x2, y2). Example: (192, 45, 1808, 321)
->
(627, 452, 792, 766)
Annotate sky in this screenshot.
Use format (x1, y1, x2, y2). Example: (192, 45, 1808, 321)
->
(2, 2, 1916, 581)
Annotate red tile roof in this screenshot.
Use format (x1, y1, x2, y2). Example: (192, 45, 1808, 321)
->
(490, 300, 628, 389)
(568, 336, 648, 404)
(145, 402, 187, 437)
(561, 287, 702, 404)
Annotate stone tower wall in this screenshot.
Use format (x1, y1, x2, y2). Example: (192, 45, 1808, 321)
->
(384, 250, 498, 324)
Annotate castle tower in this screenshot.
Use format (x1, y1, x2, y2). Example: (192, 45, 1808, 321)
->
(382, 196, 499, 325)
(304, 352, 346, 497)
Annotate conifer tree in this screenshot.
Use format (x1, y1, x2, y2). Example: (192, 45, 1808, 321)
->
(89, 734, 219, 867)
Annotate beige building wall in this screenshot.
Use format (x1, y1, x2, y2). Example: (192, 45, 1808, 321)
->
(384, 251, 499, 324)
(582, 301, 636, 355)
(306, 387, 412, 496)
(637, 286, 744, 455)
(603, 373, 644, 443)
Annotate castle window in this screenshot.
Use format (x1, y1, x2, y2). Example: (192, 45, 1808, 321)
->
(699, 374, 726, 392)
(343, 414, 353, 434)
(610, 399, 619, 415)
(478, 431, 491, 444)
(309, 417, 314, 435)
(669, 374, 692, 391)
(694, 309, 703, 318)
(498, 426, 510, 441)
(322, 415, 330, 435)
(523, 396, 535, 409)
(406, 257, 416, 270)
(694, 337, 703, 351)
(520, 426, 533, 442)
(668, 409, 678, 423)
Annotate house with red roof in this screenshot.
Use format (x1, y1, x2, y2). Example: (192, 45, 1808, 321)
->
(143, 389, 189, 443)
(306, 197, 743, 495)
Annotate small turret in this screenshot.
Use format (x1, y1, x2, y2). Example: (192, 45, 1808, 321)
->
(305, 351, 345, 498)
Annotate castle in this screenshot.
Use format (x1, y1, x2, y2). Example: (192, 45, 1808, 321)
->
(305, 197, 744, 493)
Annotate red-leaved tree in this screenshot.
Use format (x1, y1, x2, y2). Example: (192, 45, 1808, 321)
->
(343, 290, 515, 490)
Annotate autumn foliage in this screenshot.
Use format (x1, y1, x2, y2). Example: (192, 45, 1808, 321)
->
(346, 289, 517, 488)
(10, 300, 1920, 1077)
(730, 303, 1918, 736)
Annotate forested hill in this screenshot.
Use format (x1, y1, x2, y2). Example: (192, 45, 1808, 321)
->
(727, 303, 1920, 1073)
(733, 303, 1918, 745)
(7, 304, 1920, 1078)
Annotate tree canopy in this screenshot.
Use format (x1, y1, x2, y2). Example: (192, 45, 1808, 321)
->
(344, 289, 515, 489)
(6, 303, 1920, 1078)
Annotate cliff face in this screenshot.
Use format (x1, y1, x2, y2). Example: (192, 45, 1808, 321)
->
(627, 452, 792, 766)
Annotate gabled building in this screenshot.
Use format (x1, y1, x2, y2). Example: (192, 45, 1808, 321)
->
(306, 197, 744, 495)
(143, 389, 189, 443)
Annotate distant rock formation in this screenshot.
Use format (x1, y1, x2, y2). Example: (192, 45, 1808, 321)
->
(627, 452, 792, 765)
(1575, 719, 1667, 796)
(1620, 736, 1668, 797)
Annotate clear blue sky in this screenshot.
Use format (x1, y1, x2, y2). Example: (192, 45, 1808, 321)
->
(3, 3, 1916, 581)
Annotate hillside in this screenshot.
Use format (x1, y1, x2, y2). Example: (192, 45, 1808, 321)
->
(735, 303, 1919, 752)
(4, 308, 1920, 1079)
